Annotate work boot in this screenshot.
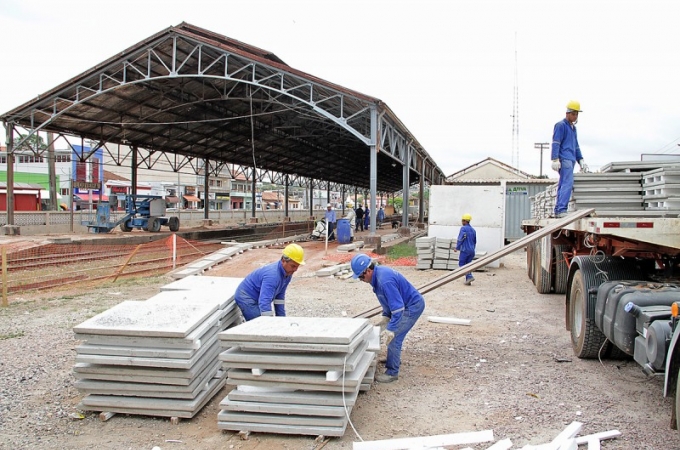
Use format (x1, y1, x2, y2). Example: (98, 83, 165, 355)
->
(555, 212, 568, 218)
(375, 373, 398, 383)
(464, 276, 475, 285)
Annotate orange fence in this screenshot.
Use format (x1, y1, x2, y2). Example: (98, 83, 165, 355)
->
(0, 236, 224, 303)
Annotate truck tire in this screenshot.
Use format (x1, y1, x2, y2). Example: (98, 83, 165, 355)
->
(147, 217, 161, 232)
(120, 221, 132, 232)
(535, 238, 552, 294)
(676, 366, 680, 430)
(553, 245, 569, 294)
(168, 216, 180, 232)
(569, 268, 607, 358)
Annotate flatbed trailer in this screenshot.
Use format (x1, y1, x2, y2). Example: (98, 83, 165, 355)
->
(522, 213, 680, 429)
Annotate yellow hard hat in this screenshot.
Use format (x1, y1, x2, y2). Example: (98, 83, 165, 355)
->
(462, 213, 472, 222)
(282, 243, 305, 265)
(566, 100, 582, 113)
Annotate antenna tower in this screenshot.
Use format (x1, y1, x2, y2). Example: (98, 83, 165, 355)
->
(511, 33, 519, 169)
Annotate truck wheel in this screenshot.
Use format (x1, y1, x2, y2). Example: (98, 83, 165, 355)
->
(148, 217, 161, 232)
(120, 221, 132, 232)
(168, 216, 180, 232)
(553, 245, 569, 294)
(676, 366, 680, 430)
(569, 268, 607, 358)
(534, 238, 552, 294)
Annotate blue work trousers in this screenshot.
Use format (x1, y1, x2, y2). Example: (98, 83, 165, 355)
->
(234, 289, 262, 321)
(458, 250, 475, 281)
(555, 159, 574, 215)
(385, 299, 425, 377)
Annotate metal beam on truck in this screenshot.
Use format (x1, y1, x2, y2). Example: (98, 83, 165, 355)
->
(353, 208, 595, 319)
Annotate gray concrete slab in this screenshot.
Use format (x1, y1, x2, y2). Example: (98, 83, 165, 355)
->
(79, 371, 227, 418)
(145, 290, 235, 311)
(160, 275, 244, 294)
(75, 340, 219, 369)
(227, 351, 372, 390)
(220, 399, 347, 417)
(226, 387, 358, 407)
(75, 361, 221, 398)
(217, 420, 347, 437)
(217, 410, 346, 427)
(218, 340, 368, 372)
(219, 316, 371, 345)
(73, 300, 218, 338)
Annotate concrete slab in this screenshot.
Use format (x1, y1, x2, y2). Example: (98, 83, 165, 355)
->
(217, 420, 347, 437)
(79, 371, 227, 418)
(160, 275, 244, 293)
(227, 352, 372, 391)
(75, 340, 219, 369)
(220, 399, 347, 417)
(217, 410, 347, 427)
(219, 316, 371, 345)
(75, 361, 221, 398)
(145, 290, 235, 311)
(73, 300, 218, 338)
(218, 340, 368, 372)
(227, 387, 358, 407)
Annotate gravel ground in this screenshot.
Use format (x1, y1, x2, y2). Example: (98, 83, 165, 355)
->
(0, 240, 678, 450)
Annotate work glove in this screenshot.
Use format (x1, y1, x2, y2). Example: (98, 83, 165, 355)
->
(381, 329, 395, 346)
(376, 316, 390, 330)
(578, 159, 589, 173)
(551, 159, 561, 172)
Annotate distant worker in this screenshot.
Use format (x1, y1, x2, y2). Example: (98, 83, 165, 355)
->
(234, 244, 305, 321)
(324, 203, 336, 241)
(344, 201, 356, 242)
(350, 253, 425, 383)
(453, 213, 477, 285)
(377, 206, 385, 227)
(551, 100, 589, 218)
(363, 205, 370, 230)
(355, 205, 365, 232)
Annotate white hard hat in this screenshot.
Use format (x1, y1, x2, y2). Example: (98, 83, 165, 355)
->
(327, 203, 332, 208)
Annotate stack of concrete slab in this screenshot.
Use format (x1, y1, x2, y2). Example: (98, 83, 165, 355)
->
(216, 316, 377, 437)
(415, 236, 435, 269)
(73, 276, 245, 420)
(572, 173, 643, 212)
(642, 167, 680, 211)
(432, 237, 454, 270)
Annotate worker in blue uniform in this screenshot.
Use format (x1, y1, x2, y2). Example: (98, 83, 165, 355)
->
(234, 243, 305, 321)
(363, 205, 370, 230)
(551, 100, 589, 218)
(350, 253, 425, 383)
(454, 213, 477, 285)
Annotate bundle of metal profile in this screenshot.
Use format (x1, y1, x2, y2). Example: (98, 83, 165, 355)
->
(72, 276, 244, 420)
(216, 316, 378, 437)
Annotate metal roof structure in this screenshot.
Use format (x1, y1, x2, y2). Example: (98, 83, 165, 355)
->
(1, 22, 446, 196)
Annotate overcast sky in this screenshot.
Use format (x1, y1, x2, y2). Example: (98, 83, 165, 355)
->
(2, 0, 680, 178)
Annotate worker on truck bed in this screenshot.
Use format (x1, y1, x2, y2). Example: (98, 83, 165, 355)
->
(350, 253, 425, 383)
(551, 100, 589, 218)
(234, 244, 305, 321)
(454, 213, 477, 285)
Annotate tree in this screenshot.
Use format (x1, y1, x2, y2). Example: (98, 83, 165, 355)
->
(13, 132, 47, 152)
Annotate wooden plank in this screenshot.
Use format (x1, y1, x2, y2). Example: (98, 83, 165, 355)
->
(354, 208, 595, 319)
(352, 429, 494, 450)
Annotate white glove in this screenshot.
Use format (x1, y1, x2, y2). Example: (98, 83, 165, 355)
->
(381, 329, 395, 346)
(578, 159, 589, 173)
(551, 159, 561, 172)
(377, 316, 389, 328)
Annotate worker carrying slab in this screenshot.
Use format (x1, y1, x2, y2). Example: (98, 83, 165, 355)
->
(350, 253, 425, 383)
(234, 244, 305, 321)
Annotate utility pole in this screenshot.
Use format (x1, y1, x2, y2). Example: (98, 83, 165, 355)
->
(534, 142, 549, 177)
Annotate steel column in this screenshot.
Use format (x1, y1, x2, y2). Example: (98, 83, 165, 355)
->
(369, 107, 378, 234)
(203, 158, 209, 219)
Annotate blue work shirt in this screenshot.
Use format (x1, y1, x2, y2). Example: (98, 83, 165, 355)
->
(235, 260, 291, 316)
(377, 208, 385, 222)
(551, 118, 583, 162)
(456, 224, 477, 253)
(370, 265, 425, 332)
(324, 209, 336, 223)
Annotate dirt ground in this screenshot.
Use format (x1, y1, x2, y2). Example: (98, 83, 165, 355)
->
(1, 235, 678, 450)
